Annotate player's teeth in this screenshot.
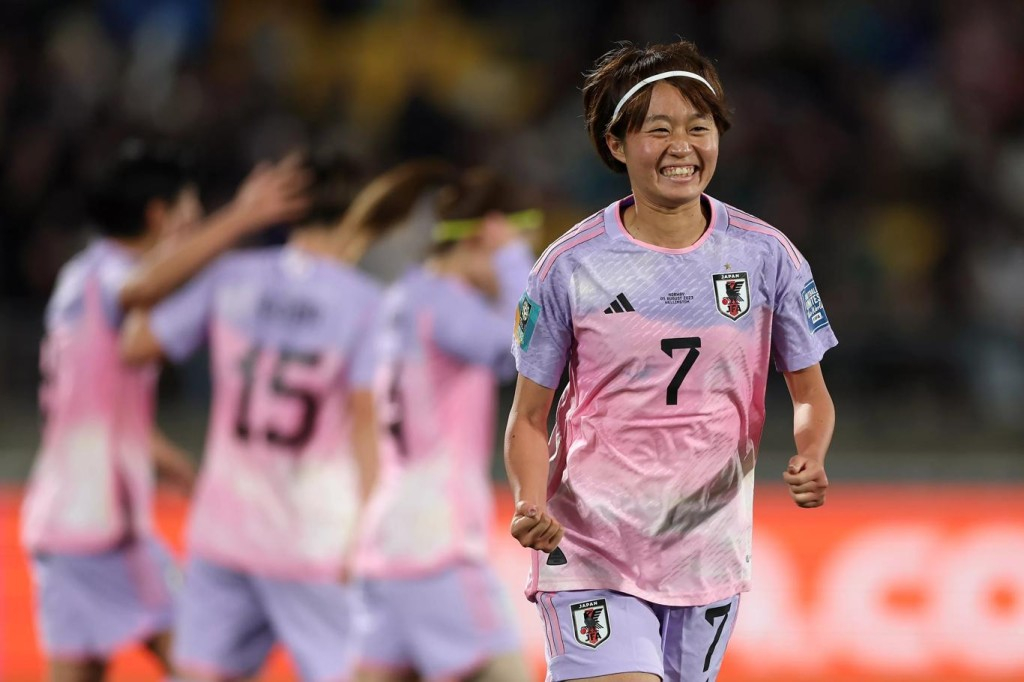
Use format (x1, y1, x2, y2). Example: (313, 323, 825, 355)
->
(662, 166, 695, 176)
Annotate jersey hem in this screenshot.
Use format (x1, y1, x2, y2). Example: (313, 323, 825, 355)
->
(354, 554, 487, 580)
(24, 529, 154, 556)
(528, 577, 750, 608)
(190, 546, 343, 582)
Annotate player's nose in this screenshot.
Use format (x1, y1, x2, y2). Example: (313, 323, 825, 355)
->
(668, 137, 692, 155)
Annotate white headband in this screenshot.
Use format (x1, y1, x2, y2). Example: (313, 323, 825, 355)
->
(608, 70, 717, 128)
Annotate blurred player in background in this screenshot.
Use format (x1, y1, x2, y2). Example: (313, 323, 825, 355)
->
(21, 141, 309, 682)
(505, 40, 837, 682)
(353, 168, 536, 682)
(119, 159, 450, 682)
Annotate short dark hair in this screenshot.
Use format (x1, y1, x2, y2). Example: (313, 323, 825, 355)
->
(305, 151, 366, 225)
(582, 40, 732, 173)
(87, 140, 193, 238)
(436, 167, 524, 222)
(347, 159, 455, 235)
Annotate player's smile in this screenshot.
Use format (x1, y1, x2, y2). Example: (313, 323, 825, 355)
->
(659, 164, 698, 179)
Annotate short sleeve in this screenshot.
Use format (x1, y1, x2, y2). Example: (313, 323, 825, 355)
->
(771, 254, 838, 372)
(511, 261, 574, 389)
(345, 288, 383, 389)
(149, 261, 221, 362)
(96, 253, 133, 326)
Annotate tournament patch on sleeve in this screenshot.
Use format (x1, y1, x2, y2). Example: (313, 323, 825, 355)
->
(513, 293, 541, 350)
(801, 279, 830, 333)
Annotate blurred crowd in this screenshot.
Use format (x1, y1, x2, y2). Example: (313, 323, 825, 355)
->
(1, 0, 1023, 439)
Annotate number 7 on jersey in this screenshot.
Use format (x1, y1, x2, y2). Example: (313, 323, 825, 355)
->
(660, 337, 701, 406)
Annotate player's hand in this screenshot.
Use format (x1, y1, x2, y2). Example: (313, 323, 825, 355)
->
(158, 185, 203, 246)
(783, 455, 828, 508)
(510, 500, 564, 552)
(230, 153, 311, 231)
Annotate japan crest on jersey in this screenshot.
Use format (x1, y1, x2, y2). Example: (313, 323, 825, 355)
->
(712, 272, 750, 320)
(570, 599, 611, 648)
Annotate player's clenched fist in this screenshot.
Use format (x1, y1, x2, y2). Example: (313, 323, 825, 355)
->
(783, 455, 828, 508)
(510, 500, 564, 552)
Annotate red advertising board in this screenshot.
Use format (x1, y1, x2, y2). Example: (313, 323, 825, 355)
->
(2, 484, 1022, 681)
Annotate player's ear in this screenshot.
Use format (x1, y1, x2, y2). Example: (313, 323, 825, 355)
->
(605, 133, 627, 165)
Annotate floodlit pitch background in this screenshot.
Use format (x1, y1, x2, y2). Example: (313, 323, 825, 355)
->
(1, 1, 1022, 680)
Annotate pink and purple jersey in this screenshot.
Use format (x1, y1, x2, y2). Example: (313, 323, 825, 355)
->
(22, 240, 159, 553)
(512, 195, 838, 607)
(150, 246, 380, 579)
(354, 243, 533, 578)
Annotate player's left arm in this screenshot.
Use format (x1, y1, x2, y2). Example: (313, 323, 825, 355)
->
(348, 388, 379, 506)
(782, 362, 834, 508)
(151, 427, 196, 496)
(120, 309, 165, 364)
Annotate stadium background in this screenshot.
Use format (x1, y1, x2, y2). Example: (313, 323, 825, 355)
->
(0, 0, 1022, 680)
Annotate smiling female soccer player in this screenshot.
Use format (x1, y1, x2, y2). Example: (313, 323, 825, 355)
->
(504, 40, 837, 682)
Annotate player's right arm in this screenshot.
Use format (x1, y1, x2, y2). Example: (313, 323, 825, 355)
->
(505, 236, 574, 553)
(117, 156, 310, 310)
(504, 374, 563, 553)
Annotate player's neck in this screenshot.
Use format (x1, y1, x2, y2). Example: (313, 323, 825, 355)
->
(624, 196, 709, 249)
(430, 250, 498, 298)
(289, 223, 367, 265)
(426, 250, 463, 279)
(109, 231, 156, 255)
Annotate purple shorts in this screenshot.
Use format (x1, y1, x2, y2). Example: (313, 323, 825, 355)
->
(355, 561, 522, 680)
(536, 589, 740, 682)
(30, 536, 178, 660)
(172, 556, 355, 682)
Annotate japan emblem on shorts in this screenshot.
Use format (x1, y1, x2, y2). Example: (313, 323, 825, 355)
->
(570, 599, 610, 648)
(712, 272, 750, 320)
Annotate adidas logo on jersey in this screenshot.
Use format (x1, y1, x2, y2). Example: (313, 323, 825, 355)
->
(603, 293, 635, 314)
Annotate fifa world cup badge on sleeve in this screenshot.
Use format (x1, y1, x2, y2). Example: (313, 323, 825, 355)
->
(570, 599, 610, 648)
(514, 293, 540, 350)
(712, 272, 750, 320)
(801, 279, 830, 332)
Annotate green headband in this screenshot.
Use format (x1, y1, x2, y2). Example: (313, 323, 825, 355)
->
(433, 209, 544, 243)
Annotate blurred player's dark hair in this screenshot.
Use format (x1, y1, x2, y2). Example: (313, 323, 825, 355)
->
(345, 158, 455, 237)
(582, 40, 732, 173)
(87, 139, 194, 238)
(430, 167, 532, 253)
(304, 151, 367, 226)
(436, 167, 524, 223)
